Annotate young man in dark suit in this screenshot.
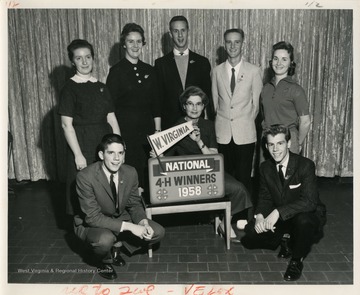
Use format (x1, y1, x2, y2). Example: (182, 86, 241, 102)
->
(74, 134, 165, 280)
(155, 15, 214, 130)
(241, 125, 326, 281)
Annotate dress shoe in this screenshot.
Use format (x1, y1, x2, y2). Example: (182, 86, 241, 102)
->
(278, 237, 292, 259)
(236, 219, 248, 230)
(112, 246, 126, 267)
(217, 225, 241, 244)
(97, 263, 117, 280)
(284, 259, 303, 281)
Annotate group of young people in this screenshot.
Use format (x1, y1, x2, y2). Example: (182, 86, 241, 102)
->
(58, 15, 326, 281)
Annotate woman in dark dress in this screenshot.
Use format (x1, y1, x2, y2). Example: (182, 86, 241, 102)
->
(59, 39, 120, 215)
(106, 23, 161, 194)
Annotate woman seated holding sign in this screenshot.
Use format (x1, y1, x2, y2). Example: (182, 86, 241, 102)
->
(151, 86, 252, 242)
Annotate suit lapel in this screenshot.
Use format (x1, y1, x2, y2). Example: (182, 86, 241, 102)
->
(185, 51, 196, 87)
(117, 166, 126, 210)
(168, 52, 184, 91)
(283, 152, 296, 189)
(233, 59, 246, 96)
(219, 63, 232, 98)
(95, 163, 115, 203)
(271, 162, 283, 193)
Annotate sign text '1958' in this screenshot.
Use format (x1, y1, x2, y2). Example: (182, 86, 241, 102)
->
(178, 185, 202, 197)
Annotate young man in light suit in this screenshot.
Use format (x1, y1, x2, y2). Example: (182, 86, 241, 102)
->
(241, 125, 326, 281)
(211, 28, 263, 195)
(74, 134, 165, 280)
(155, 15, 214, 130)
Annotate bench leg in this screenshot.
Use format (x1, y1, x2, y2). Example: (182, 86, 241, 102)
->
(225, 202, 231, 250)
(214, 216, 220, 234)
(145, 208, 153, 257)
(148, 245, 153, 258)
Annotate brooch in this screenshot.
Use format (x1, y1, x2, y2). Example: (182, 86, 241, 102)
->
(237, 74, 244, 82)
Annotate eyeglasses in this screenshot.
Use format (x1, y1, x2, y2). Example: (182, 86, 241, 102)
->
(185, 102, 204, 108)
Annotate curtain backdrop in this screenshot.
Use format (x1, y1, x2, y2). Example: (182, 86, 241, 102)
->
(8, 9, 353, 181)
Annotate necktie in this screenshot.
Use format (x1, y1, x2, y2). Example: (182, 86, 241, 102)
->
(230, 68, 235, 94)
(110, 174, 118, 210)
(278, 164, 285, 185)
(180, 52, 184, 56)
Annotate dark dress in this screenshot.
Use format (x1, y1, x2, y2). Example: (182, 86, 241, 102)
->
(106, 58, 160, 189)
(59, 78, 114, 215)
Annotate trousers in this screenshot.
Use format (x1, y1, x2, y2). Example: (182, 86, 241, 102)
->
(75, 219, 165, 263)
(241, 211, 322, 259)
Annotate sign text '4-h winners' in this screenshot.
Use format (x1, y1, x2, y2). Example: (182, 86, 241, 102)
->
(148, 154, 225, 204)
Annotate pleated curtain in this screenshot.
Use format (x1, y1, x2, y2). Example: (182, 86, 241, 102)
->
(7, 9, 353, 181)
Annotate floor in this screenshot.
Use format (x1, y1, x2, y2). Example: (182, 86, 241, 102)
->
(7, 177, 353, 285)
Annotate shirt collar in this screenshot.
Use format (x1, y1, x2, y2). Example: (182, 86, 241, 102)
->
(225, 58, 242, 73)
(271, 75, 294, 86)
(101, 163, 118, 182)
(71, 74, 97, 83)
(173, 48, 189, 56)
(277, 151, 290, 171)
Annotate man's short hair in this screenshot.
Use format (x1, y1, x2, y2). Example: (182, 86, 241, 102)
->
(263, 124, 291, 142)
(169, 15, 189, 30)
(99, 134, 126, 152)
(223, 28, 245, 40)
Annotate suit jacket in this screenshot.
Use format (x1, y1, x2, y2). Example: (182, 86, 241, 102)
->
(155, 50, 213, 129)
(73, 161, 146, 238)
(212, 59, 263, 145)
(256, 152, 326, 226)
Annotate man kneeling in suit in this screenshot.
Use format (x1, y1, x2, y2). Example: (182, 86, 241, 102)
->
(74, 134, 165, 280)
(241, 125, 326, 281)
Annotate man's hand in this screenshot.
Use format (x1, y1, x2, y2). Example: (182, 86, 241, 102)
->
(126, 223, 146, 239)
(122, 221, 151, 240)
(263, 209, 279, 232)
(138, 219, 154, 240)
(254, 214, 267, 234)
(143, 225, 154, 240)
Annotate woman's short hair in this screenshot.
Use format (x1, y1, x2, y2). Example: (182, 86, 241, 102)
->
(99, 134, 126, 152)
(270, 41, 296, 76)
(179, 86, 209, 111)
(67, 39, 94, 62)
(262, 124, 291, 142)
(120, 23, 146, 46)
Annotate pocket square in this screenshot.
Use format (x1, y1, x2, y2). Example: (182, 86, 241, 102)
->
(289, 183, 301, 189)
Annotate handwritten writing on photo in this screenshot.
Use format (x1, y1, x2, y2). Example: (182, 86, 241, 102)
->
(61, 284, 235, 295)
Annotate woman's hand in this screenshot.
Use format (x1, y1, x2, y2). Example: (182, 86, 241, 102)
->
(149, 150, 163, 158)
(189, 126, 201, 142)
(75, 154, 87, 170)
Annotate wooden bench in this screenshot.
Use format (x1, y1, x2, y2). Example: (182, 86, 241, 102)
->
(145, 198, 231, 258)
